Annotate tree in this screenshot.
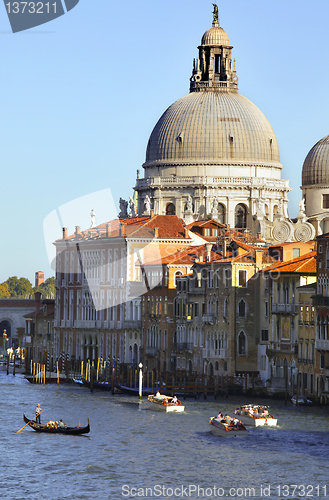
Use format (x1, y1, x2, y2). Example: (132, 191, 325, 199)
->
(5, 276, 33, 298)
(33, 276, 55, 299)
(0, 282, 10, 298)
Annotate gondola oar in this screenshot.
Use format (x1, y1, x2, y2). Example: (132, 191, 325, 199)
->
(17, 409, 46, 433)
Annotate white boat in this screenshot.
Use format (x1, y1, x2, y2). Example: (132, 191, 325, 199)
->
(147, 395, 185, 412)
(209, 416, 248, 437)
(234, 405, 277, 426)
(291, 395, 312, 405)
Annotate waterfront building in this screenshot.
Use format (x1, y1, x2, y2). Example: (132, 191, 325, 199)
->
(263, 251, 316, 394)
(0, 298, 35, 355)
(24, 292, 55, 371)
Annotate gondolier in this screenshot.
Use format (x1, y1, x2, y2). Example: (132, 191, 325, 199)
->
(35, 403, 44, 423)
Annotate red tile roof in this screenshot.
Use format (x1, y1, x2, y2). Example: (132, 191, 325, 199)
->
(262, 251, 317, 274)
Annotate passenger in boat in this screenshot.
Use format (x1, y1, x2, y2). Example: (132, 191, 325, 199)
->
(35, 403, 43, 423)
(216, 412, 223, 419)
(155, 390, 161, 398)
(224, 415, 232, 424)
(57, 420, 65, 429)
(172, 396, 178, 404)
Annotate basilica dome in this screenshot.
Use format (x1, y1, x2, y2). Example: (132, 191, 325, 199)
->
(144, 91, 281, 168)
(302, 135, 329, 186)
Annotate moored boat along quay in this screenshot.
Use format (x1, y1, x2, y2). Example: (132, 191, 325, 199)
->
(19, 359, 329, 404)
(2, 372, 329, 500)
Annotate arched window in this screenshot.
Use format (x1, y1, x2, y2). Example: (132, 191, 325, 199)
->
(238, 299, 246, 317)
(166, 203, 175, 215)
(234, 204, 247, 229)
(275, 357, 281, 378)
(174, 271, 183, 287)
(218, 203, 225, 224)
(238, 331, 246, 355)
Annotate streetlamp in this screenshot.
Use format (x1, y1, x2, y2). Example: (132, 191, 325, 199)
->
(138, 362, 143, 400)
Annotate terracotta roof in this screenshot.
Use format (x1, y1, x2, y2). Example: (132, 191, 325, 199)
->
(262, 251, 317, 274)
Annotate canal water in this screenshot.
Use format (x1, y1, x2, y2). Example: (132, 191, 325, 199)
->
(1, 372, 328, 500)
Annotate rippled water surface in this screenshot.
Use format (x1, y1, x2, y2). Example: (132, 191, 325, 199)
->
(1, 372, 328, 499)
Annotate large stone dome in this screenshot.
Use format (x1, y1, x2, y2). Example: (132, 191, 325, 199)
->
(302, 135, 329, 186)
(144, 91, 281, 167)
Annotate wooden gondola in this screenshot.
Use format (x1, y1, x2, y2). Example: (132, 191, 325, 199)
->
(23, 415, 90, 435)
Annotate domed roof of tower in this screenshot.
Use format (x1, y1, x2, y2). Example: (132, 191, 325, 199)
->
(201, 25, 230, 46)
(144, 91, 281, 167)
(302, 135, 329, 186)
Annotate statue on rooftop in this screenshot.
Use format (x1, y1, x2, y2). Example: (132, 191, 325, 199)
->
(90, 209, 96, 228)
(212, 3, 218, 23)
(119, 197, 128, 219)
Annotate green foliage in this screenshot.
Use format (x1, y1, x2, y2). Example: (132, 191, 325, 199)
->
(0, 275, 55, 299)
(5, 276, 33, 298)
(0, 282, 10, 298)
(33, 276, 55, 299)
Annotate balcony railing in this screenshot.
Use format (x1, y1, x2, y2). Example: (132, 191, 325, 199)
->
(315, 339, 329, 351)
(202, 314, 214, 324)
(123, 320, 142, 329)
(145, 347, 158, 357)
(202, 348, 228, 359)
(172, 342, 193, 352)
(271, 303, 298, 314)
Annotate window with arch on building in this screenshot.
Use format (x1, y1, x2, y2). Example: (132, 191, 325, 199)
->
(174, 271, 183, 287)
(166, 203, 175, 215)
(238, 269, 247, 287)
(238, 299, 246, 317)
(218, 203, 225, 224)
(234, 204, 247, 229)
(238, 331, 246, 355)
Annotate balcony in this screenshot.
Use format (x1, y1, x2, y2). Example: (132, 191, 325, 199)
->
(73, 320, 96, 329)
(123, 320, 142, 329)
(315, 339, 329, 351)
(172, 342, 193, 352)
(145, 347, 158, 357)
(312, 295, 329, 307)
(271, 303, 298, 315)
(202, 314, 214, 324)
(60, 319, 73, 328)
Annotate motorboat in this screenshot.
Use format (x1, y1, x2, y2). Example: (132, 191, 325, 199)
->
(147, 394, 185, 412)
(291, 395, 312, 405)
(209, 416, 248, 437)
(234, 404, 277, 426)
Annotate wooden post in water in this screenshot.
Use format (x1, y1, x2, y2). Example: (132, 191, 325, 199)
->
(90, 366, 94, 392)
(151, 370, 154, 393)
(13, 355, 16, 376)
(96, 358, 100, 382)
(57, 361, 59, 385)
(252, 373, 255, 396)
(111, 366, 115, 395)
(226, 374, 229, 398)
(296, 371, 299, 406)
(6, 356, 9, 375)
(285, 370, 288, 405)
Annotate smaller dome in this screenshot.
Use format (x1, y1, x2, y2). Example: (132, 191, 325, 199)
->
(201, 25, 230, 46)
(302, 135, 329, 186)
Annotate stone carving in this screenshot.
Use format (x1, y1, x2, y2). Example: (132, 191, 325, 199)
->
(186, 194, 193, 212)
(90, 209, 96, 228)
(119, 197, 128, 219)
(294, 223, 316, 242)
(144, 195, 151, 214)
(212, 3, 218, 23)
(299, 198, 305, 214)
(255, 197, 265, 217)
(129, 196, 136, 217)
(272, 221, 293, 243)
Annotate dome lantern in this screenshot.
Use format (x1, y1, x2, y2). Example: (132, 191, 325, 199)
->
(190, 4, 238, 93)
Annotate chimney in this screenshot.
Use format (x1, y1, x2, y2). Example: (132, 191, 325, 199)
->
(62, 227, 68, 240)
(223, 240, 227, 258)
(255, 249, 263, 268)
(75, 226, 81, 236)
(205, 243, 212, 262)
(150, 210, 155, 218)
(257, 232, 261, 240)
(199, 255, 203, 263)
(120, 223, 126, 237)
(35, 291, 42, 313)
(106, 223, 111, 237)
(154, 227, 159, 238)
(184, 228, 189, 239)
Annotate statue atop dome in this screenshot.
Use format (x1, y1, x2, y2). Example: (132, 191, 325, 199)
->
(212, 3, 219, 24)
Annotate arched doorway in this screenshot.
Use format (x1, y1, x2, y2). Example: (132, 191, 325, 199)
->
(0, 320, 11, 338)
(208, 362, 214, 376)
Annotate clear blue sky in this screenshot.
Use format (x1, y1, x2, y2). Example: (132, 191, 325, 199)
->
(1, 0, 329, 283)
